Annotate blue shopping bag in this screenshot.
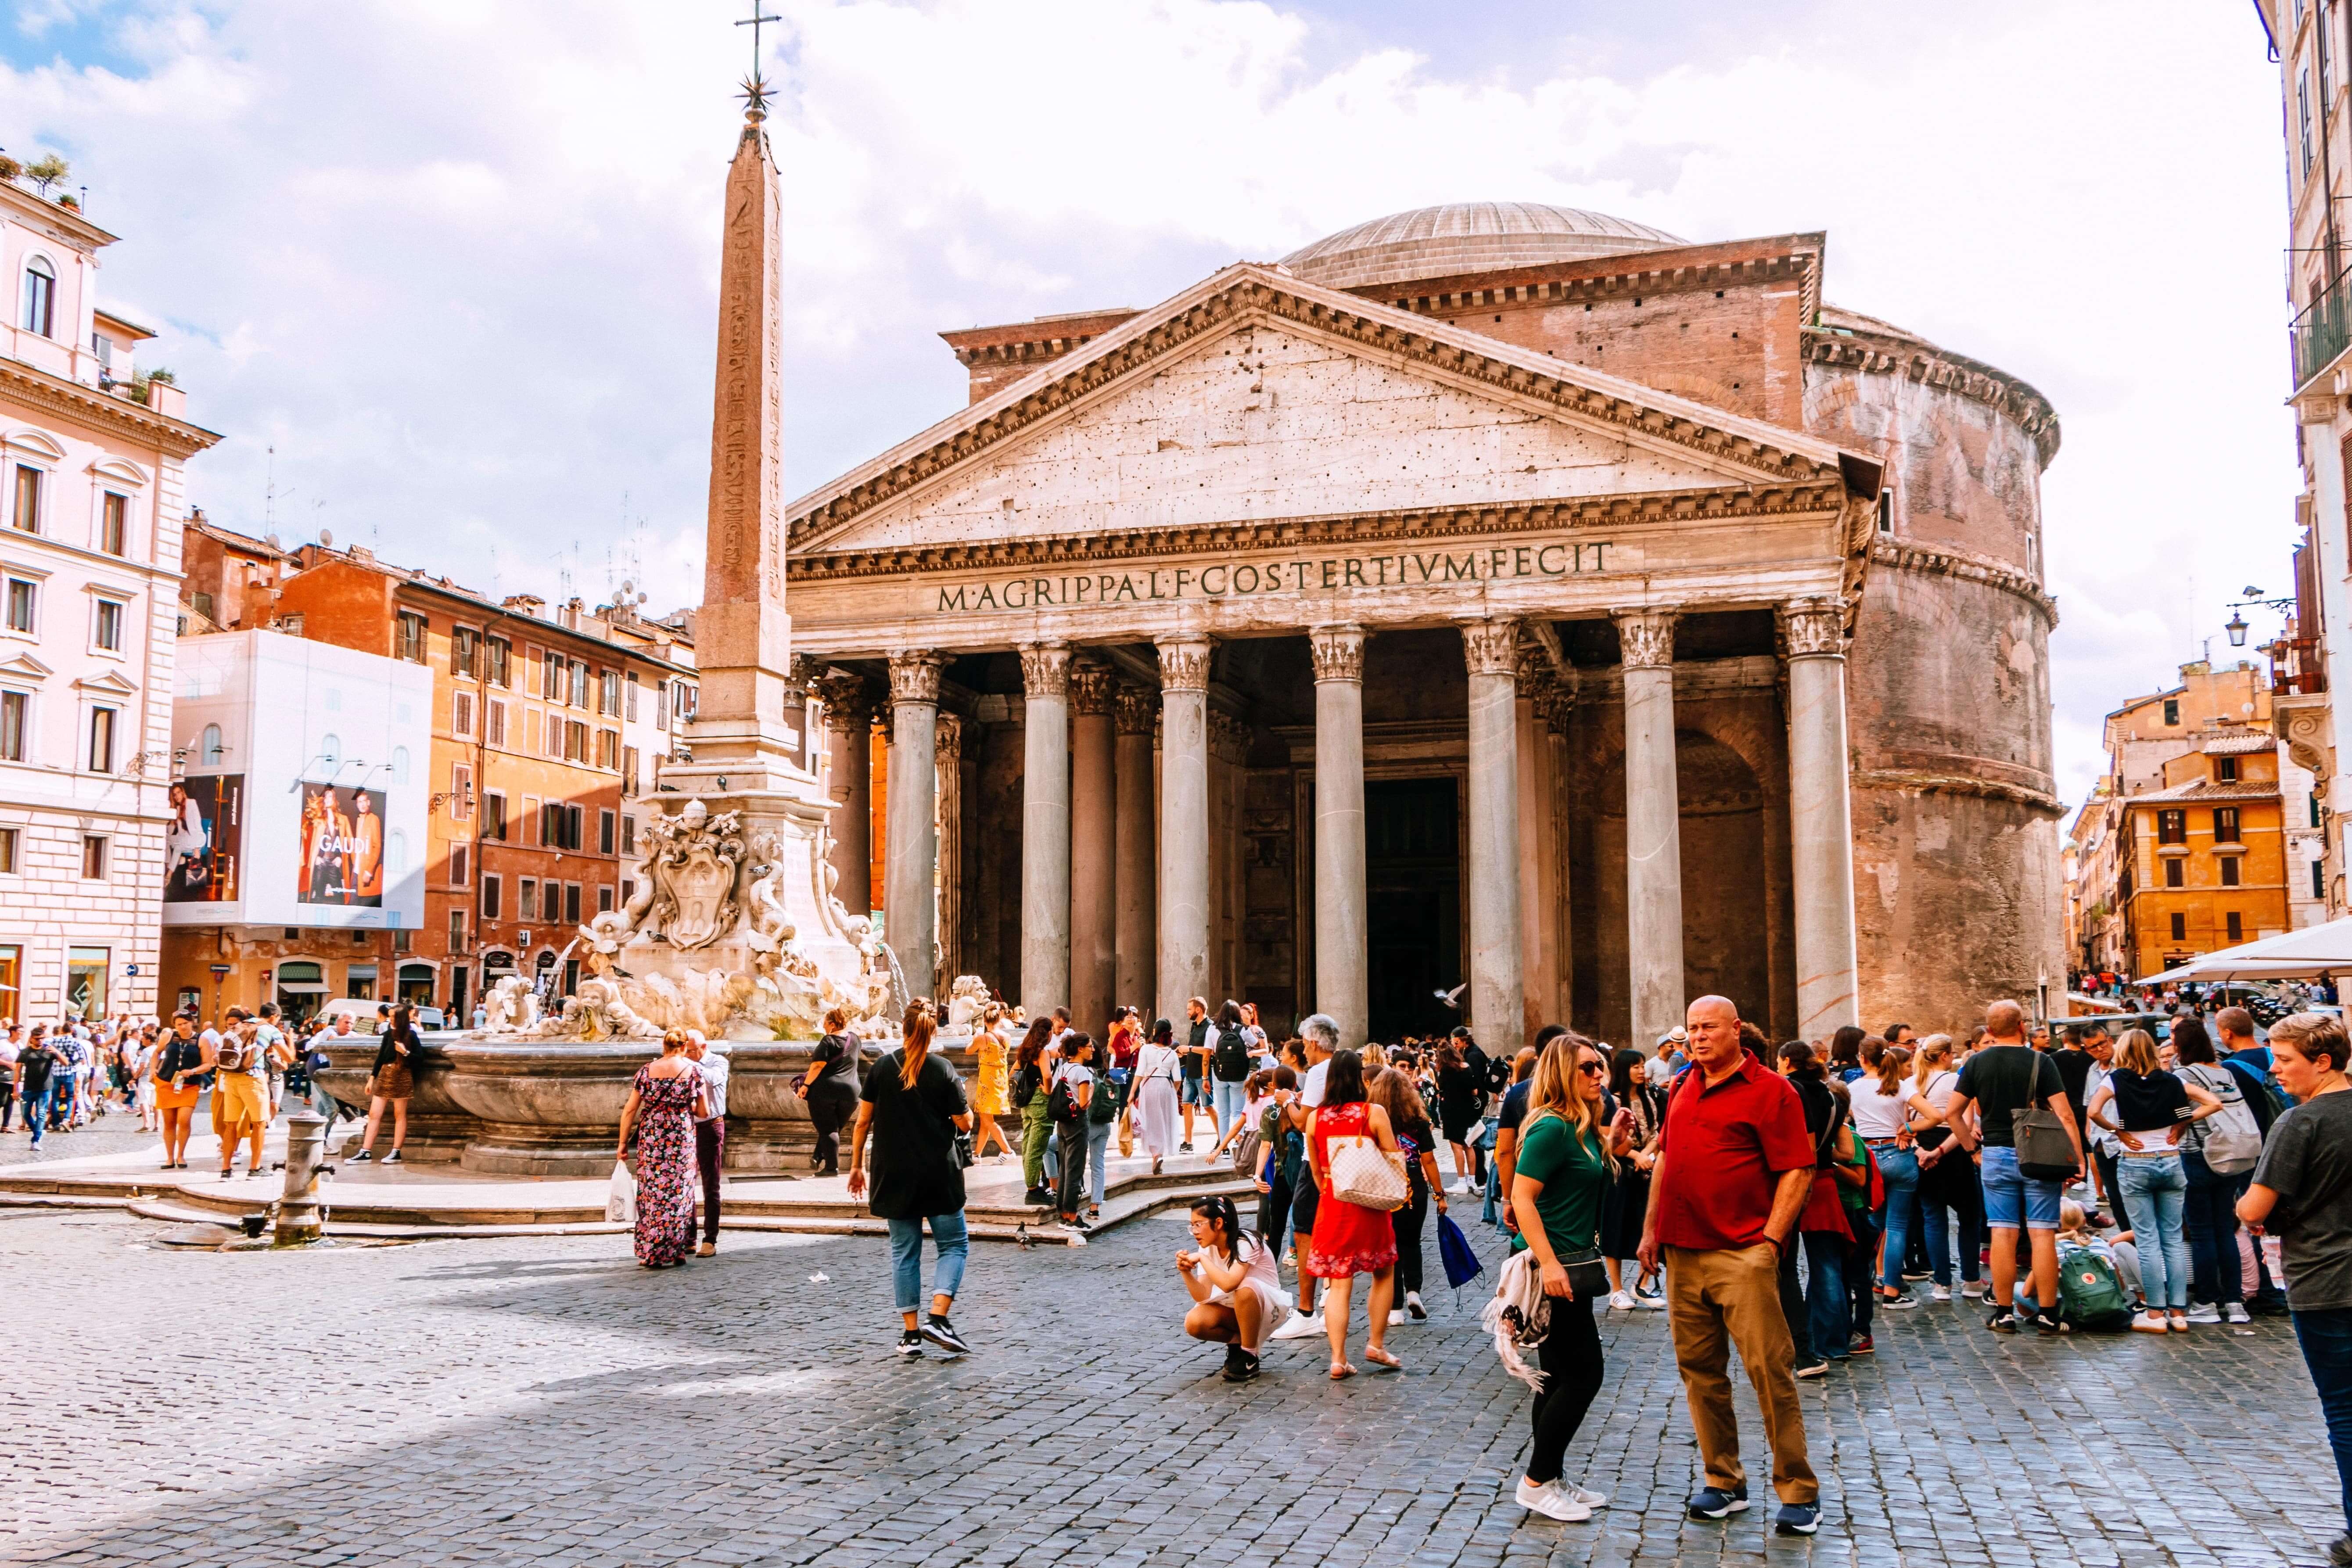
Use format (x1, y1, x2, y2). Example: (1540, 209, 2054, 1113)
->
(1438, 1210, 1484, 1291)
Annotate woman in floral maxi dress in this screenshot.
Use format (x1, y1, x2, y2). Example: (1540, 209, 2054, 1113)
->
(617, 1029, 708, 1268)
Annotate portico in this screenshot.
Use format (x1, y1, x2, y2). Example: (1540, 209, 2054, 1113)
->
(783, 262, 1880, 1048)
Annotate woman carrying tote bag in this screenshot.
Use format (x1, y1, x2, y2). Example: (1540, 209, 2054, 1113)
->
(1305, 1048, 1404, 1380)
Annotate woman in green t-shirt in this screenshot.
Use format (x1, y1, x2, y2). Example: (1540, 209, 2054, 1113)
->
(1508, 1033, 1635, 1524)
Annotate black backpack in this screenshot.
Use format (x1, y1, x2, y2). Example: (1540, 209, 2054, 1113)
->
(1047, 1066, 1084, 1127)
(1213, 1028, 1250, 1080)
(1012, 1061, 1043, 1110)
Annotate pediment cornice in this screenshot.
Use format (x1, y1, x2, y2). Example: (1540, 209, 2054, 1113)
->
(794, 481, 1848, 582)
(789, 264, 1874, 554)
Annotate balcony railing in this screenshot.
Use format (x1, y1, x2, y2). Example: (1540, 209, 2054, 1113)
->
(2295, 269, 2352, 391)
(2274, 635, 2330, 696)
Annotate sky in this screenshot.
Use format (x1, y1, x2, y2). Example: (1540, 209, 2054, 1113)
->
(0, 0, 2303, 810)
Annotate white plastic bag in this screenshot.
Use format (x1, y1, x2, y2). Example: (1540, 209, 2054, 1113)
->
(605, 1160, 638, 1224)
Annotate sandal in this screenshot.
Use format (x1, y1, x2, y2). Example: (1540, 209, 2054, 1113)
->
(1328, 1361, 1356, 1381)
(1364, 1346, 1401, 1370)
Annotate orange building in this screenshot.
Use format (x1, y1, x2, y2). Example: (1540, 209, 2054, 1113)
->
(167, 535, 697, 1021)
(2115, 732, 2291, 976)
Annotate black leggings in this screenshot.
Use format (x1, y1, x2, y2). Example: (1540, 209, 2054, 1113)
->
(1526, 1293, 1603, 1485)
(1392, 1186, 1429, 1295)
(806, 1082, 857, 1174)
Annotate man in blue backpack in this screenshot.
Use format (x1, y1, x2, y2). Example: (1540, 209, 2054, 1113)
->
(2218, 1006, 2295, 1313)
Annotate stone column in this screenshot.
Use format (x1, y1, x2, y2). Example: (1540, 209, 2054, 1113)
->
(1113, 683, 1158, 1018)
(1209, 710, 1250, 1001)
(1617, 609, 1684, 1048)
(885, 650, 944, 998)
(1783, 597, 1862, 1036)
(1069, 661, 1117, 1033)
(1019, 642, 1073, 1017)
(1541, 683, 1576, 1026)
(1156, 638, 1213, 1027)
(817, 671, 873, 922)
(1461, 620, 1524, 1052)
(1311, 624, 1369, 1048)
(1516, 652, 1553, 1034)
(935, 710, 966, 988)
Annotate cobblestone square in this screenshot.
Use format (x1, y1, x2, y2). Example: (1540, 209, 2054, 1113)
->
(0, 1206, 2331, 1567)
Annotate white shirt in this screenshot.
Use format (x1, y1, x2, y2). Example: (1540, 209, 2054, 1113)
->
(1135, 1043, 1183, 1086)
(1303, 1058, 1329, 1108)
(693, 1051, 730, 1122)
(1848, 1076, 1908, 1140)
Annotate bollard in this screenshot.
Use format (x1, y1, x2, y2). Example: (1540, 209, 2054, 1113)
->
(275, 1112, 328, 1245)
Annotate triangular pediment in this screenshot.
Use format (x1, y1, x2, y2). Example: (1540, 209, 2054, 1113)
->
(790, 262, 1873, 561)
(74, 669, 137, 696)
(0, 653, 52, 681)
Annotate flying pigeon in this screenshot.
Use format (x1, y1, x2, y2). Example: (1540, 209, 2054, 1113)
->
(1434, 983, 1468, 1009)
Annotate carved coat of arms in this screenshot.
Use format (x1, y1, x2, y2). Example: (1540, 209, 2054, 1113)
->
(643, 799, 745, 950)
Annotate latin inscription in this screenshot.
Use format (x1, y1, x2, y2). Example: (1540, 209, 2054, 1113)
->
(931, 541, 1615, 614)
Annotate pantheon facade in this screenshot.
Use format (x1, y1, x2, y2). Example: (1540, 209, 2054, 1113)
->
(783, 205, 2062, 1049)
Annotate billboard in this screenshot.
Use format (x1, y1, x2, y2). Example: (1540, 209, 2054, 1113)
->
(297, 783, 387, 908)
(164, 776, 244, 904)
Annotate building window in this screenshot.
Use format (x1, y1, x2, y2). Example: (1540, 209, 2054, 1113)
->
(0, 692, 25, 762)
(625, 671, 640, 721)
(487, 636, 511, 688)
(449, 763, 472, 819)
(397, 611, 427, 663)
(2216, 756, 2239, 782)
(676, 684, 697, 719)
(451, 625, 478, 679)
(87, 706, 115, 773)
(448, 908, 468, 952)
(656, 680, 668, 726)
(540, 801, 584, 850)
(99, 492, 127, 556)
(1875, 490, 1894, 535)
(2214, 807, 2242, 843)
(483, 790, 507, 841)
(542, 879, 561, 922)
(569, 660, 589, 710)
(2221, 856, 2241, 887)
(20, 258, 55, 337)
(200, 722, 223, 764)
(563, 883, 581, 926)
(2162, 698, 2180, 726)
(487, 699, 507, 748)
(600, 669, 620, 716)
(319, 732, 341, 768)
(4, 579, 30, 634)
(0, 827, 16, 872)
(66, 945, 107, 1017)
(2303, 68, 2318, 176)
(543, 713, 565, 761)
(597, 728, 619, 769)
(81, 834, 107, 879)
(519, 876, 538, 917)
(566, 719, 588, 763)
(2318, 860, 2328, 900)
(481, 874, 502, 921)
(93, 598, 123, 652)
(621, 814, 636, 855)
(2171, 911, 2187, 942)
(540, 649, 563, 702)
(452, 690, 475, 737)
(2316, 794, 2325, 829)
(599, 807, 615, 855)
(449, 842, 468, 887)
(2157, 809, 2187, 845)
(2165, 858, 2184, 888)
(598, 884, 614, 914)
(11, 466, 40, 534)
(2227, 911, 2245, 943)
(622, 744, 639, 798)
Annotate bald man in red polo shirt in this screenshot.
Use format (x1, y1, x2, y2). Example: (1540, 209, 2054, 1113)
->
(1637, 994, 1822, 1536)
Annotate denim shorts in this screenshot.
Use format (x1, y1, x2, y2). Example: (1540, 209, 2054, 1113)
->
(1180, 1072, 1210, 1108)
(1979, 1145, 2062, 1231)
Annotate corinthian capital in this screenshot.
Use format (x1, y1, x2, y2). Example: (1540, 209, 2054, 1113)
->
(1019, 641, 1071, 699)
(1068, 658, 1115, 715)
(1613, 609, 1677, 671)
(887, 649, 944, 706)
(1459, 618, 1520, 677)
(934, 709, 964, 762)
(816, 670, 873, 732)
(1780, 597, 1849, 660)
(1156, 636, 1213, 693)
(1113, 683, 1157, 736)
(1308, 623, 1366, 683)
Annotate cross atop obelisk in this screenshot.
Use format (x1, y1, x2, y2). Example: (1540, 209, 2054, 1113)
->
(675, 23, 803, 793)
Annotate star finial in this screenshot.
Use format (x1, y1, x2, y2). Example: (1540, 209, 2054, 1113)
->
(735, 2, 781, 122)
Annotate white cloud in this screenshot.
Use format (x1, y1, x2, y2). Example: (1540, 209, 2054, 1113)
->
(0, 0, 2298, 812)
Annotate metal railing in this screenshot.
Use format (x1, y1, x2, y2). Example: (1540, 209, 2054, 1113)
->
(2294, 269, 2352, 391)
(2274, 635, 2330, 696)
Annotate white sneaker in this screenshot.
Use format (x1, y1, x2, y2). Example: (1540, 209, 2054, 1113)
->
(1634, 1291, 1666, 1310)
(1931, 1284, 1951, 1302)
(2223, 1302, 2251, 1324)
(1961, 1282, 1987, 1300)
(2184, 1301, 2222, 1324)
(1514, 1478, 1592, 1523)
(1563, 1483, 1608, 1508)
(1388, 1309, 1406, 1326)
(1608, 1290, 1636, 1311)
(1270, 1310, 1325, 1341)
(2130, 1310, 2170, 1334)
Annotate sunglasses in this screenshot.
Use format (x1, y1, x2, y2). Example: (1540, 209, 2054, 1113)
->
(1577, 1060, 1609, 1076)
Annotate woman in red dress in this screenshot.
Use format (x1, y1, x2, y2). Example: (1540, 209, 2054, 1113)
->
(1306, 1048, 1404, 1379)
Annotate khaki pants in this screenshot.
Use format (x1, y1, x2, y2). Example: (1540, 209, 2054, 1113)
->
(1664, 1242, 1817, 1504)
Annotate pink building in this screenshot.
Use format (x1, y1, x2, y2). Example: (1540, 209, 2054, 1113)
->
(0, 176, 219, 1019)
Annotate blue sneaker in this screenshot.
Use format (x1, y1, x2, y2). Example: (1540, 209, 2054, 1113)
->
(1774, 1501, 1821, 1536)
(1687, 1484, 1749, 1519)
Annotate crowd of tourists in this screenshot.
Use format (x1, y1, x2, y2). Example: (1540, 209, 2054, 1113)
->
(2, 1001, 428, 1172)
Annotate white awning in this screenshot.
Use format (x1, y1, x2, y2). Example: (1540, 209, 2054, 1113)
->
(2137, 917, 2352, 983)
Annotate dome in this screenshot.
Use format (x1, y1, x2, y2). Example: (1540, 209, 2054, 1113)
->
(1280, 202, 1687, 292)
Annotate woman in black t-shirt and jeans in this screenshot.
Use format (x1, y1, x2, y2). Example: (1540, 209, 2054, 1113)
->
(848, 1000, 975, 1357)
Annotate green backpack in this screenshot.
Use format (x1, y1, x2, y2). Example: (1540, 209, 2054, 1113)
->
(2058, 1245, 2132, 1330)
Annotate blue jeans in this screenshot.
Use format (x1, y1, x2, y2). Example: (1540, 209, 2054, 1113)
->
(1979, 1145, 2062, 1231)
(1479, 1119, 1503, 1228)
(1212, 1078, 1247, 1142)
(20, 1086, 49, 1145)
(887, 1213, 969, 1313)
(2116, 1155, 2191, 1310)
(1086, 1118, 1113, 1206)
(1873, 1145, 1919, 1291)
(2181, 1150, 2247, 1305)
(1804, 1230, 1849, 1359)
(2295, 1306, 2352, 1536)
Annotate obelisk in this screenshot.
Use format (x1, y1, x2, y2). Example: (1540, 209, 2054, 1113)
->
(670, 87, 804, 793)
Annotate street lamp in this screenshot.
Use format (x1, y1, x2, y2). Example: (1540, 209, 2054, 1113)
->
(2223, 588, 2295, 651)
(2226, 610, 2249, 648)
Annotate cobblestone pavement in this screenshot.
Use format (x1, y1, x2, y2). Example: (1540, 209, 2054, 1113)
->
(1, 1204, 2334, 1567)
